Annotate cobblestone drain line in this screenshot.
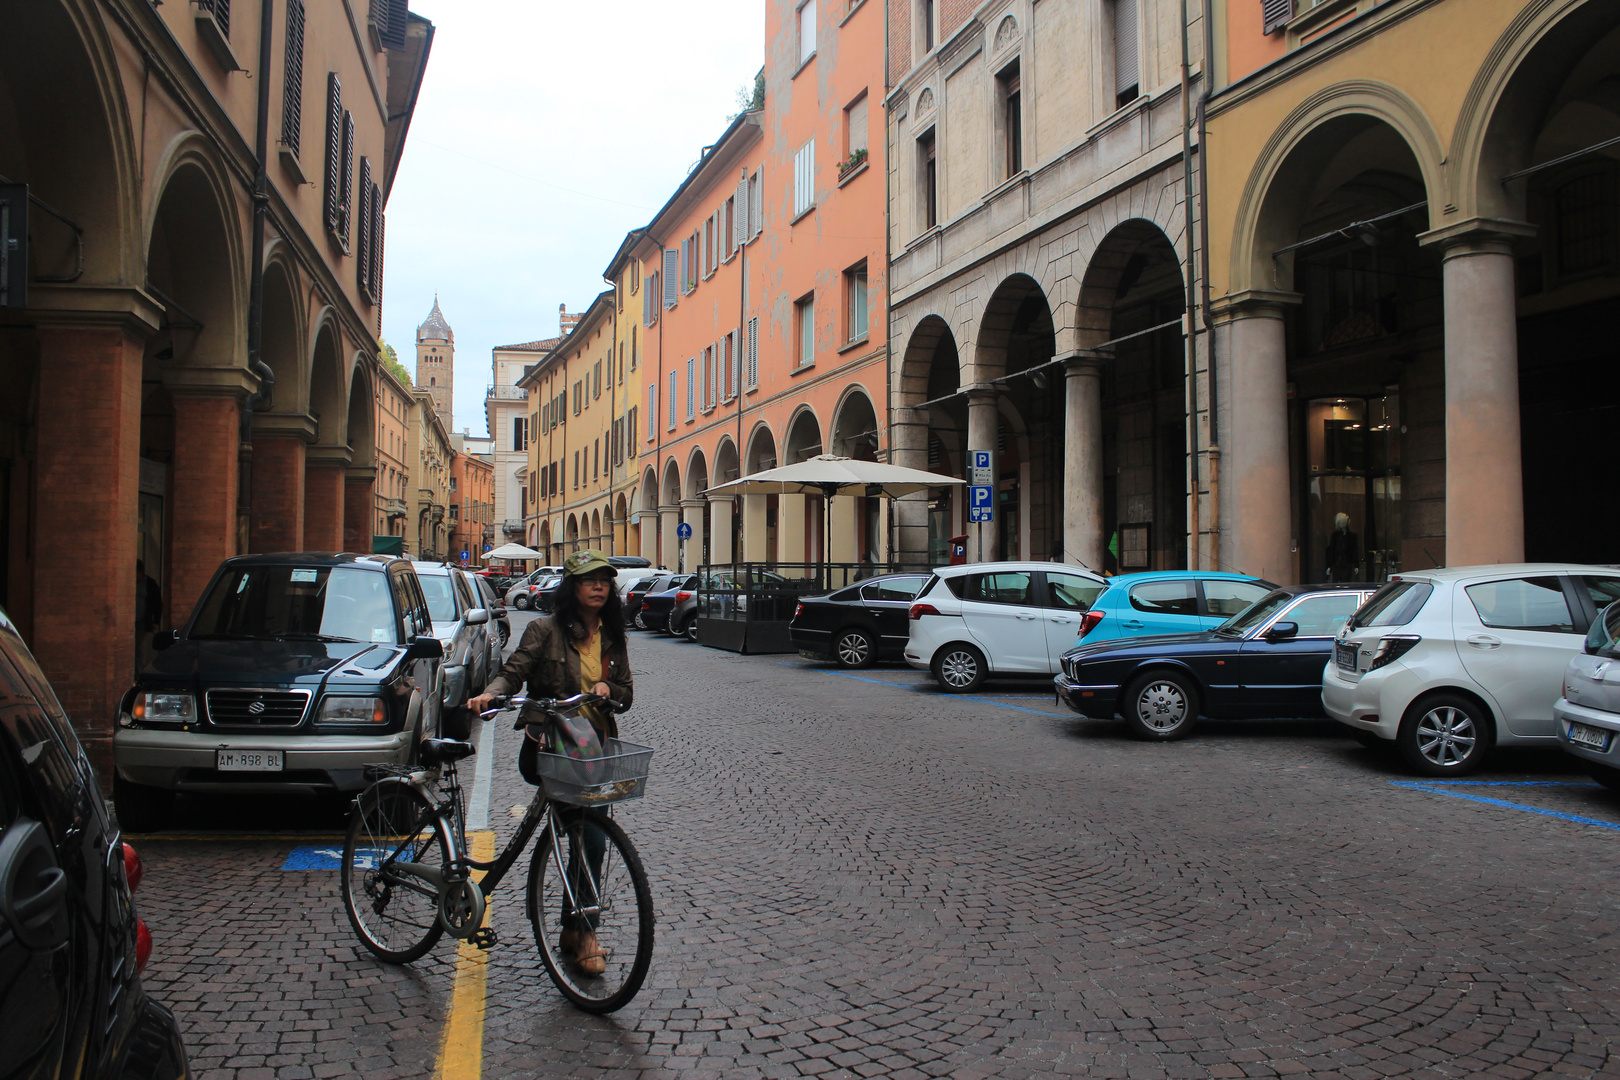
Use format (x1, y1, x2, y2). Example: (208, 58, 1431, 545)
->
(133, 628, 1620, 1079)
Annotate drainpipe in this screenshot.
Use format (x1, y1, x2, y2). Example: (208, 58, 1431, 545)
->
(1198, 0, 1220, 560)
(1179, 0, 1201, 569)
(736, 171, 748, 568)
(239, 0, 277, 553)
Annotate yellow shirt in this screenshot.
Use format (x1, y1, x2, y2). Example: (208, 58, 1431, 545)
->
(573, 629, 604, 695)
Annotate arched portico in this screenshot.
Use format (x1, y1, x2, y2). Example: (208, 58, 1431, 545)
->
(830, 388, 884, 563)
(782, 410, 822, 562)
(741, 424, 778, 562)
(893, 315, 962, 564)
(660, 458, 683, 570)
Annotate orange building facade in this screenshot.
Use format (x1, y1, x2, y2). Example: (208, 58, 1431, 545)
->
(624, 0, 889, 572)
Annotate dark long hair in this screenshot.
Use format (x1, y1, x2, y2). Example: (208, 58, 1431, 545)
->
(550, 573, 627, 647)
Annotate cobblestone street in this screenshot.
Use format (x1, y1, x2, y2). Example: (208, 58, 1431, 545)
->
(134, 618, 1620, 1079)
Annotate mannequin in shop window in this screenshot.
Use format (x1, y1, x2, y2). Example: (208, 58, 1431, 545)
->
(1327, 513, 1360, 582)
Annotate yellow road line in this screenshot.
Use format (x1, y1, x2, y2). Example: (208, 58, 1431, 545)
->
(434, 829, 495, 1080)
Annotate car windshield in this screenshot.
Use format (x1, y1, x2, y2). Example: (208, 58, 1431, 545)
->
(1351, 580, 1434, 629)
(192, 566, 397, 644)
(1214, 590, 1291, 636)
(417, 574, 459, 622)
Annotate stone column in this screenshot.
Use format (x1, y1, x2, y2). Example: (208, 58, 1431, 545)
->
(741, 494, 770, 562)
(966, 387, 999, 562)
(638, 513, 656, 563)
(829, 495, 858, 564)
(32, 308, 152, 778)
(344, 468, 375, 553)
(707, 495, 735, 565)
(166, 390, 243, 623)
(1062, 354, 1106, 571)
(778, 494, 808, 564)
(890, 405, 931, 566)
(1214, 292, 1296, 584)
(681, 499, 707, 570)
(659, 504, 680, 570)
(304, 448, 351, 553)
(1422, 220, 1534, 567)
(249, 413, 315, 553)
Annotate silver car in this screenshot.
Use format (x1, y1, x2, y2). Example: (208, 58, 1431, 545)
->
(1554, 598, 1620, 789)
(413, 562, 494, 739)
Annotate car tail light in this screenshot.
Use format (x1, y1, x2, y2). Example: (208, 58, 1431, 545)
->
(676, 591, 693, 602)
(135, 919, 152, 973)
(910, 603, 941, 620)
(1078, 610, 1105, 637)
(122, 842, 143, 893)
(794, 603, 803, 620)
(1368, 635, 1420, 671)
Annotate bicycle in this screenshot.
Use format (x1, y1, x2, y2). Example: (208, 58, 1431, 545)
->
(338, 692, 655, 1013)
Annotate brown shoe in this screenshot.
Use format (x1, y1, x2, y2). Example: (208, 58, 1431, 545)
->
(558, 928, 579, 956)
(574, 931, 606, 976)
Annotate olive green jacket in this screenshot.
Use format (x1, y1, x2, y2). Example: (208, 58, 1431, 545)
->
(486, 616, 633, 740)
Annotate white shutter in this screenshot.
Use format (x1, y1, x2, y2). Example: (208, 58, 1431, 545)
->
(686, 358, 695, 420)
(679, 238, 690, 292)
(1114, 0, 1139, 97)
(849, 96, 868, 153)
(794, 141, 815, 217)
(646, 386, 655, 439)
(734, 179, 748, 245)
(662, 250, 678, 308)
(750, 169, 763, 237)
(746, 317, 759, 387)
(731, 330, 741, 396)
(799, 0, 816, 64)
(668, 371, 677, 428)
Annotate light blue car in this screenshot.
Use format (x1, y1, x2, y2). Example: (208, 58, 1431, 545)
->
(1075, 571, 1277, 645)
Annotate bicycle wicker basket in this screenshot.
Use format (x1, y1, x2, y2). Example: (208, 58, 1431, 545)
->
(534, 738, 654, 806)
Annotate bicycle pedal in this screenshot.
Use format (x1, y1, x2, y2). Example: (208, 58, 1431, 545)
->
(468, 928, 499, 950)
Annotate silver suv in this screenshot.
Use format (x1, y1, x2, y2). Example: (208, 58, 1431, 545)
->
(412, 563, 494, 739)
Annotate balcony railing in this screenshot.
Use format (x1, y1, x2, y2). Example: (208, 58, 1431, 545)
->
(486, 384, 527, 401)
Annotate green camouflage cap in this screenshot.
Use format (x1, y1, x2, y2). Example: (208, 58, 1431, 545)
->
(563, 549, 615, 577)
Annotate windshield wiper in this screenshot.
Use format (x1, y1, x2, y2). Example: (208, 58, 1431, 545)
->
(278, 633, 361, 643)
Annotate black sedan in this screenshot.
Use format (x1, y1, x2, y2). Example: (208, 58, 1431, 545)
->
(626, 574, 676, 629)
(789, 573, 932, 668)
(638, 574, 698, 633)
(1054, 583, 1376, 740)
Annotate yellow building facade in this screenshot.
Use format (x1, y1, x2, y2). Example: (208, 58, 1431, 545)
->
(1202, 0, 1620, 581)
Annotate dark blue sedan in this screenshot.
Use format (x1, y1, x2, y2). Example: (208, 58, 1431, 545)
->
(1054, 583, 1376, 740)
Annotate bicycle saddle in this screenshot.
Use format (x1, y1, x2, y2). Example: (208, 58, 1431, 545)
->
(419, 737, 476, 765)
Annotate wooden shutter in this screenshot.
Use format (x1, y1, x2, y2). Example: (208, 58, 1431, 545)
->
(281, 0, 305, 155)
(646, 387, 654, 439)
(382, 0, 409, 49)
(686, 358, 695, 420)
(210, 0, 232, 37)
(371, 184, 385, 304)
(642, 281, 651, 325)
(731, 330, 741, 396)
(750, 169, 763, 237)
(1113, 0, 1139, 96)
(667, 371, 676, 428)
(734, 180, 748, 245)
(679, 238, 689, 293)
(1261, 0, 1293, 33)
(356, 158, 373, 298)
(663, 250, 678, 308)
(746, 317, 759, 386)
(849, 95, 868, 153)
(322, 74, 342, 231)
(339, 111, 355, 246)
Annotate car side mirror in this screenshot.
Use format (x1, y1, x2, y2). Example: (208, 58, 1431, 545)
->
(1264, 621, 1299, 642)
(151, 630, 178, 652)
(406, 635, 443, 660)
(466, 607, 489, 626)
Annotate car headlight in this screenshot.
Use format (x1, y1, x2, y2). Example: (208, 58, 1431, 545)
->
(319, 696, 388, 723)
(130, 692, 196, 725)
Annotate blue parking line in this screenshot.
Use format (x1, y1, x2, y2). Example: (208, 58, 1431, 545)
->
(1391, 780, 1620, 832)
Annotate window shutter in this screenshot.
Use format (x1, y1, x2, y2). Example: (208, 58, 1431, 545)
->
(1261, 0, 1293, 33)
(642, 281, 651, 326)
(382, 0, 409, 49)
(849, 95, 868, 153)
(209, 0, 232, 37)
(322, 74, 342, 231)
(281, 0, 305, 155)
(356, 158, 373, 298)
(646, 387, 654, 439)
(663, 250, 678, 308)
(746, 317, 759, 386)
(731, 330, 742, 396)
(679, 238, 689, 293)
(1114, 0, 1139, 96)
(751, 168, 764, 236)
(686, 358, 695, 420)
(734, 180, 748, 245)
(667, 371, 676, 428)
(339, 111, 355, 246)
(371, 184, 385, 304)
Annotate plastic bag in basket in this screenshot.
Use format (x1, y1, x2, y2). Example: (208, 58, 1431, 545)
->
(551, 708, 605, 781)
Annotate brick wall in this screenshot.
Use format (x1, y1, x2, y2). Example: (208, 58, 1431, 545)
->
(169, 395, 240, 623)
(304, 464, 346, 551)
(344, 479, 372, 552)
(889, 0, 911, 85)
(251, 437, 306, 552)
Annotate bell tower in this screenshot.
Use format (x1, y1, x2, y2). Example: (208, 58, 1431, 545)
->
(416, 296, 454, 427)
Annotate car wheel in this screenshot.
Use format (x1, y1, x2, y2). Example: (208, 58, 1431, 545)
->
(1397, 693, 1491, 776)
(1587, 762, 1620, 790)
(633, 611, 646, 630)
(833, 628, 876, 669)
(114, 774, 172, 833)
(932, 643, 986, 693)
(513, 594, 531, 611)
(1122, 671, 1199, 741)
(684, 615, 700, 643)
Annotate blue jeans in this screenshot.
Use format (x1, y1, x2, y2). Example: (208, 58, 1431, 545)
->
(560, 806, 608, 932)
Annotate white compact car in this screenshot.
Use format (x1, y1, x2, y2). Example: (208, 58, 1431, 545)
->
(1323, 564, 1620, 775)
(1553, 599, 1620, 788)
(904, 561, 1108, 692)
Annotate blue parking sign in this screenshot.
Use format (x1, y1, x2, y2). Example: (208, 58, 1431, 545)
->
(969, 485, 994, 522)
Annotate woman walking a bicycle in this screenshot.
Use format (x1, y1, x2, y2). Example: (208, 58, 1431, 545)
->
(468, 548, 633, 976)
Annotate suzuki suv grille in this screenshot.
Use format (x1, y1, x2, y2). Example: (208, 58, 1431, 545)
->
(205, 689, 311, 726)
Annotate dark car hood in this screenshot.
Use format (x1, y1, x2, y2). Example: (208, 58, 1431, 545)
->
(142, 638, 395, 685)
(1062, 630, 1222, 662)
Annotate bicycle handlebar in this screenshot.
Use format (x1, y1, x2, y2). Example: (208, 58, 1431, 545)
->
(478, 692, 624, 726)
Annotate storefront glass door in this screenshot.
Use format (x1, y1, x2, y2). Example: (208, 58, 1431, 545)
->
(1304, 394, 1401, 584)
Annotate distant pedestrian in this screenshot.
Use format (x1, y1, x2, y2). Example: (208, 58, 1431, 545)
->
(1327, 513, 1360, 582)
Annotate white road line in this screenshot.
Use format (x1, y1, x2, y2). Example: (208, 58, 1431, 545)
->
(467, 711, 496, 831)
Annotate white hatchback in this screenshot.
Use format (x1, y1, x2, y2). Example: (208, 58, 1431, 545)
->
(1553, 599, 1620, 788)
(904, 562, 1108, 692)
(1323, 564, 1620, 775)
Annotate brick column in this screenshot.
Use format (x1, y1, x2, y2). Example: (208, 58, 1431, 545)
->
(303, 448, 351, 553)
(34, 321, 145, 775)
(344, 469, 375, 552)
(250, 435, 307, 553)
(168, 393, 241, 623)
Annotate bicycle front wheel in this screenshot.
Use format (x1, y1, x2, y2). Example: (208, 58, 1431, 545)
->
(526, 808, 654, 1013)
(342, 780, 448, 963)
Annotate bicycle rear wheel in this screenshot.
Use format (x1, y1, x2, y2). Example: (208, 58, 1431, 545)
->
(342, 780, 447, 963)
(526, 808, 654, 1013)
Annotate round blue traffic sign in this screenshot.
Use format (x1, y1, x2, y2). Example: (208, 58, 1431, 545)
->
(677, 522, 693, 540)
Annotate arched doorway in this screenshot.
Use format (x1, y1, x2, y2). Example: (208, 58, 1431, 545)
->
(975, 275, 1056, 562)
(637, 467, 659, 564)
(783, 410, 823, 562)
(893, 315, 963, 564)
(343, 361, 375, 552)
(685, 449, 710, 568)
(742, 424, 778, 562)
(710, 437, 740, 563)
(303, 320, 351, 552)
(831, 388, 882, 563)
(1077, 223, 1189, 573)
(660, 459, 682, 569)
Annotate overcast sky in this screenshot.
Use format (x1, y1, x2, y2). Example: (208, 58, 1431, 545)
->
(380, 0, 764, 437)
